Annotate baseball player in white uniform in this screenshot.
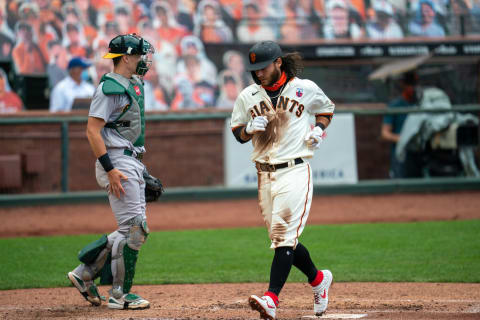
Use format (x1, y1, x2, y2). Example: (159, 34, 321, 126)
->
(67, 34, 155, 310)
(230, 41, 334, 320)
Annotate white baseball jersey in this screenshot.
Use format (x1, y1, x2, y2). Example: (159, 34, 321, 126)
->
(231, 76, 335, 249)
(230, 77, 335, 164)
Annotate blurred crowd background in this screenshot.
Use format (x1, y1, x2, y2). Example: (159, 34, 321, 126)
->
(0, 0, 479, 113)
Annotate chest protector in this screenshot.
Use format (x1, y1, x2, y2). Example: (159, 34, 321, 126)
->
(101, 72, 145, 147)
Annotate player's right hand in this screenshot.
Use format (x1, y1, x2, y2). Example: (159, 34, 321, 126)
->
(245, 116, 268, 134)
(107, 168, 128, 198)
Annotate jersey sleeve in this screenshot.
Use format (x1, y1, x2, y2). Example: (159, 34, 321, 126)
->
(230, 91, 249, 129)
(306, 80, 335, 116)
(88, 83, 116, 122)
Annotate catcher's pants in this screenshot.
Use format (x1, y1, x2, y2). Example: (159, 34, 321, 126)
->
(95, 148, 146, 225)
(257, 161, 313, 249)
(80, 149, 148, 293)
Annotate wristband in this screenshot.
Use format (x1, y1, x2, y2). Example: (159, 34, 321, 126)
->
(242, 125, 253, 137)
(316, 122, 326, 130)
(98, 153, 114, 172)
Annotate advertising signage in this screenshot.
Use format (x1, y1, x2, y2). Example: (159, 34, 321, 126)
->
(288, 39, 480, 59)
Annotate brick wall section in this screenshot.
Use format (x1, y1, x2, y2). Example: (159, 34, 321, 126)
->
(144, 119, 224, 187)
(355, 115, 391, 180)
(0, 123, 64, 193)
(0, 117, 225, 193)
(0, 112, 411, 193)
(69, 123, 96, 191)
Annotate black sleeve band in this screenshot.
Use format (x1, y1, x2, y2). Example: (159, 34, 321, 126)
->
(316, 114, 333, 122)
(232, 126, 250, 144)
(315, 122, 326, 130)
(98, 153, 114, 172)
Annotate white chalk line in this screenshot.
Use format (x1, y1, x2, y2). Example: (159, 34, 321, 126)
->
(1, 305, 479, 313)
(303, 314, 367, 319)
(333, 298, 480, 303)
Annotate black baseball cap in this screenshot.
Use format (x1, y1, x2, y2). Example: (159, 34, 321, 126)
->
(246, 41, 283, 71)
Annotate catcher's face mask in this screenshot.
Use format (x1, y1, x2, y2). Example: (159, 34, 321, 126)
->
(135, 38, 154, 76)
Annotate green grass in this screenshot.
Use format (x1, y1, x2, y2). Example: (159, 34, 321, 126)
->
(0, 220, 479, 290)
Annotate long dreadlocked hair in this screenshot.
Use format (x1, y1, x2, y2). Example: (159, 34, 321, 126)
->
(280, 52, 304, 79)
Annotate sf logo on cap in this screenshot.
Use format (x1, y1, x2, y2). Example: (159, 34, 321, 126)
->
(250, 52, 256, 63)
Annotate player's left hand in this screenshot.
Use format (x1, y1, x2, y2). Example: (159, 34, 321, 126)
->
(305, 126, 325, 149)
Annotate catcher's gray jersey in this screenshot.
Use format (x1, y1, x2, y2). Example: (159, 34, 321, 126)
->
(89, 75, 146, 225)
(89, 82, 146, 154)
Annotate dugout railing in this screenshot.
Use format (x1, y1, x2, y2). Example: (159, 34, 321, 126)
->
(0, 105, 479, 207)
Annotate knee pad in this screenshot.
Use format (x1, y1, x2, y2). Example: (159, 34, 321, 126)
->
(126, 215, 149, 250)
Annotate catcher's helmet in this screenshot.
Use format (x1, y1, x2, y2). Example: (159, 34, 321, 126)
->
(103, 33, 154, 76)
(246, 41, 283, 71)
(103, 33, 153, 59)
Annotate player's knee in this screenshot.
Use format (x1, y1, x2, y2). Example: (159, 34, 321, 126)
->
(126, 215, 149, 251)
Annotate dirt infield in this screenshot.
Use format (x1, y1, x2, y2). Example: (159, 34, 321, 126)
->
(1, 283, 480, 319)
(1, 191, 480, 319)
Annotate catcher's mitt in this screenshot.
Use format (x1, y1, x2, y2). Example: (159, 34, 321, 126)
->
(143, 169, 164, 202)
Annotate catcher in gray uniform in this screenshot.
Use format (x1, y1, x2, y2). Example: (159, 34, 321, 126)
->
(67, 33, 162, 310)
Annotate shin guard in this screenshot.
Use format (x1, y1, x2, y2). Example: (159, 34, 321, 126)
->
(110, 216, 147, 298)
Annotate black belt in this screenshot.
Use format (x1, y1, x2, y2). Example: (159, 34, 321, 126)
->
(124, 149, 143, 160)
(256, 158, 303, 172)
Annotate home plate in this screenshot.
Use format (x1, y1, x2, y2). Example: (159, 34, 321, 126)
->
(303, 314, 367, 319)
